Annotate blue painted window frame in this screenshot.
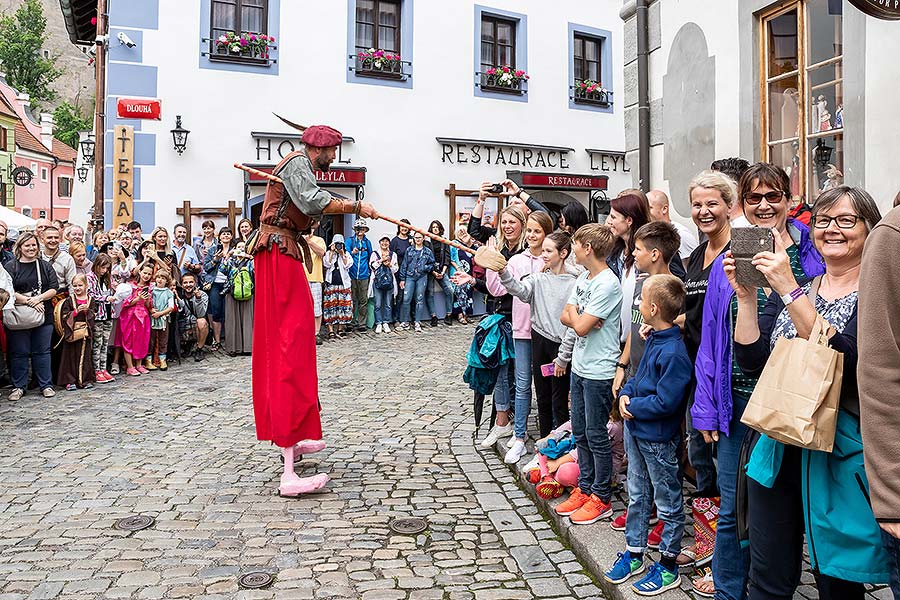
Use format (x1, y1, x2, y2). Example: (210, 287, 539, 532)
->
(568, 23, 613, 114)
(346, 0, 414, 89)
(474, 5, 528, 103)
(199, 0, 281, 76)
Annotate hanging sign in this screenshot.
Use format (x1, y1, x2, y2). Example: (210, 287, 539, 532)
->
(116, 97, 162, 120)
(515, 171, 609, 190)
(11, 166, 32, 187)
(849, 0, 900, 19)
(113, 125, 134, 228)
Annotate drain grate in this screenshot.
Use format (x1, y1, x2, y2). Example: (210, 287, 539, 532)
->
(114, 515, 155, 532)
(389, 517, 428, 535)
(238, 571, 275, 589)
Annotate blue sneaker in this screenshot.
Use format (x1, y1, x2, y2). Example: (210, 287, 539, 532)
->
(632, 561, 681, 596)
(604, 551, 646, 584)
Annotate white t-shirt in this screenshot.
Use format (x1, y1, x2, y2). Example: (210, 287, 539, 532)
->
(672, 221, 699, 261)
(731, 215, 752, 228)
(567, 268, 623, 380)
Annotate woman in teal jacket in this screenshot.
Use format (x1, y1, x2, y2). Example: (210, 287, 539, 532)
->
(727, 186, 888, 599)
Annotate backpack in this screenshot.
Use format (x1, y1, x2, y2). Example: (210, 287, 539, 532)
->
(231, 265, 253, 301)
(373, 253, 394, 291)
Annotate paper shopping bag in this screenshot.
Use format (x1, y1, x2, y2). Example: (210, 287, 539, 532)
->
(741, 315, 842, 452)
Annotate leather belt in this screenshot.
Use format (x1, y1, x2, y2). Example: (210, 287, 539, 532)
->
(260, 222, 300, 239)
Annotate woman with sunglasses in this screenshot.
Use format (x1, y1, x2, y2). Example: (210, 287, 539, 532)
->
(725, 186, 888, 598)
(690, 163, 824, 599)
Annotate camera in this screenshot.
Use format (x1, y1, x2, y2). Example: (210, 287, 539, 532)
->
(334, 242, 344, 250)
(489, 183, 504, 194)
(117, 32, 137, 48)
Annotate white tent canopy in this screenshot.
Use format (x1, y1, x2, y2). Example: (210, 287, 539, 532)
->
(0, 205, 37, 230)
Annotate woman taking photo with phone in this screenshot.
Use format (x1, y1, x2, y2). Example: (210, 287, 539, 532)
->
(322, 234, 353, 339)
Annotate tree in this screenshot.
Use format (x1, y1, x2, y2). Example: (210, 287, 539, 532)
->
(0, 0, 62, 106)
(53, 102, 91, 149)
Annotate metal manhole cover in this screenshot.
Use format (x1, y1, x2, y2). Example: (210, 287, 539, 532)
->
(238, 571, 275, 589)
(114, 515, 155, 532)
(389, 517, 428, 535)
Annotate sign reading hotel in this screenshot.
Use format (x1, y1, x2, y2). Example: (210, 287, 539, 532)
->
(113, 125, 134, 228)
(849, 0, 900, 19)
(116, 98, 162, 120)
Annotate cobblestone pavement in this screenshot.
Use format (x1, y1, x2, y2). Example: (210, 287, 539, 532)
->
(0, 323, 604, 600)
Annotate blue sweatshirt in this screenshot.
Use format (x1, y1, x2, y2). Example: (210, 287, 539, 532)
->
(346, 236, 372, 280)
(620, 325, 692, 442)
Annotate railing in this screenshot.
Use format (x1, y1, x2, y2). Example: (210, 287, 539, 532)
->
(476, 71, 528, 95)
(571, 85, 613, 107)
(201, 36, 277, 67)
(349, 54, 412, 81)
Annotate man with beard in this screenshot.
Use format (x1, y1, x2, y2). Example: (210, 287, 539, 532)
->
(172, 223, 201, 277)
(253, 124, 378, 497)
(176, 273, 209, 361)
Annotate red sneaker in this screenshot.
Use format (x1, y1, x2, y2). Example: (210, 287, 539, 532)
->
(647, 520, 665, 549)
(103, 370, 115, 382)
(528, 469, 541, 485)
(611, 510, 627, 531)
(555, 487, 589, 516)
(570, 494, 613, 525)
(536, 477, 563, 500)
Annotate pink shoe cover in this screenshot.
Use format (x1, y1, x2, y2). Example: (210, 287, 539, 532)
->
(294, 440, 326, 454)
(279, 472, 329, 497)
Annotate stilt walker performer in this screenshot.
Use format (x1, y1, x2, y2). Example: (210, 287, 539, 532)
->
(252, 124, 378, 496)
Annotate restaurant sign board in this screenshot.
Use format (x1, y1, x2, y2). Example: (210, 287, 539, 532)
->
(849, 0, 900, 19)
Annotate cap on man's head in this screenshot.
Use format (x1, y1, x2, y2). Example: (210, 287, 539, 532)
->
(301, 125, 343, 148)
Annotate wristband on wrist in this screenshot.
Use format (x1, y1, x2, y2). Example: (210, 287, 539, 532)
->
(615, 362, 629, 370)
(780, 287, 804, 306)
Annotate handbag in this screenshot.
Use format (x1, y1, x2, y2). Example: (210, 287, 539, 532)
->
(740, 278, 842, 452)
(5, 261, 45, 331)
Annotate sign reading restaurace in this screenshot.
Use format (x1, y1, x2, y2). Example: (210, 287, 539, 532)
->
(438, 138, 572, 169)
(116, 98, 162, 120)
(518, 172, 608, 190)
(849, 0, 900, 19)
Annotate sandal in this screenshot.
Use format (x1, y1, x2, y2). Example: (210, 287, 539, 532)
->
(458, 314, 468, 324)
(328, 331, 336, 340)
(691, 567, 715, 598)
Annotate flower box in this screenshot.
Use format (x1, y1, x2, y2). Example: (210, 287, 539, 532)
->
(573, 80, 611, 106)
(213, 31, 276, 62)
(356, 48, 406, 80)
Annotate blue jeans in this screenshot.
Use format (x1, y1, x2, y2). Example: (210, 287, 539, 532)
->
(392, 287, 404, 323)
(493, 360, 514, 412)
(712, 395, 750, 600)
(401, 276, 427, 322)
(570, 373, 614, 502)
(8, 322, 53, 390)
(687, 389, 718, 493)
(373, 288, 393, 325)
(884, 530, 900, 600)
(624, 427, 684, 559)
(512, 339, 533, 439)
(208, 281, 225, 323)
(425, 274, 455, 317)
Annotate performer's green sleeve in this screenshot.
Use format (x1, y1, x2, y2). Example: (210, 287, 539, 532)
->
(280, 154, 332, 216)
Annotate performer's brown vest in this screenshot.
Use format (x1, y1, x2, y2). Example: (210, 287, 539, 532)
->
(256, 150, 314, 270)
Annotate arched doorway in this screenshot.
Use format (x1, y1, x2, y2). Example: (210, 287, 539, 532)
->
(528, 190, 582, 227)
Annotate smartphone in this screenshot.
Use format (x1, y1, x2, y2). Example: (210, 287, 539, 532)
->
(731, 227, 774, 288)
(540, 362, 556, 377)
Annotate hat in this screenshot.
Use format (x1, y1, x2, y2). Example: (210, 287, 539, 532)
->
(301, 125, 343, 148)
(353, 218, 369, 231)
(331, 234, 345, 246)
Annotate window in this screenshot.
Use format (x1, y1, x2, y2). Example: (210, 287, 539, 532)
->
(42, 49, 50, 59)
(30, 162, 37, 174)
(21, 207, 31, 218)
(40, 167, 48, 182)
(58, 177, 73, 198)
(571, 31, 611, 108)
(355, 0, 400, 54)
(574, 34, 601, 84)
(481, 15, 516, 72)
(38, 210, 46, 218)
(0, 127, 6, 152)
(211, 0, 267, 38)
(760, 0, 842, 204)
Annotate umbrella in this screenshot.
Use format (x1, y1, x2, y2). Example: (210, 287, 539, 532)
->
(473, 391, 496, 432)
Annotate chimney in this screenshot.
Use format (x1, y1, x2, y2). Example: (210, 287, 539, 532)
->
(40, 113, 54, 151)
(16, 92, 30, 111)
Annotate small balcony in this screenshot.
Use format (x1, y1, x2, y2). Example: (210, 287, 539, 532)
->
(202, 33, 277, 67)
(349, 53, 411, 81)
(571, 84, 613, 108)
(476, 71, 528, 96)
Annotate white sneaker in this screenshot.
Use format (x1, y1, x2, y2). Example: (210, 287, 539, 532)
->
(480, 423, 513, 448)
(414, 322, 422, 332)
(400, 322, 410, 331)
(520, 454, 540, 474)
(506, 433, 520, 448)
(375, 324, 382, 333)
(383, 323, 392, 333)
(505, 440, 527, 464)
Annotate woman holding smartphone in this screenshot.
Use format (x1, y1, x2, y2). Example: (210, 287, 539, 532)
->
(322, 234, 353, 339)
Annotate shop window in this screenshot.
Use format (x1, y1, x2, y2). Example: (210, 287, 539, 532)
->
(760, 0, 842, 205)
(205, 0, 274, 66)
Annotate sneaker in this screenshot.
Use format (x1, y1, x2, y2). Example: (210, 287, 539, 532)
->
(414, 321, 422, 333)
(158, 359, 168, 371)
(430, 315, 438, 327)
(632, 562, 681, 596)
(479, 423, 513, 448)
(612, 508, 658, 532)
(42, 387, 55, 398)
(315, 334, 323, 346)
(84, 383, 94, 389)
(444, 315, 452, 326)
(109, 363, 120, 375)
(520, 454, 540, 475)
(136, 365, 149, 374)
(536, 476, 564, 500)
(506, 433, 519, 448)
(527, 469, 542, 485)
(8, 388, 23, 401)
(504, 440, 527, 464)
(375, 324, 382, 333)
(647, 520, 664, 549)
(65, 384, 76, 391)
(605, 552, 646, 584)
(555, 487, 590, 516)
(194, 348, 205, 362)
(383, 323, 392, 333)
(95, 370, 106, 383)
(400, 322, 410, 331)
(102, 370, 115, 382)
(570, 494, 613, 524)
(126, 367, 141, 376)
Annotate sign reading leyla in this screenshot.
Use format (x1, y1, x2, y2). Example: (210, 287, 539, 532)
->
(245, 165, 366, 186)
(849, 0, 900, 19)
(116, 98, 162, 120)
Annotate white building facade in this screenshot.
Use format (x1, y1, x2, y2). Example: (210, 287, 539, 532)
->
(72, 0, 631, 242)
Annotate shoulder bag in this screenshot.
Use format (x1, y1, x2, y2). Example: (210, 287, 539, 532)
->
(5, 261, 45, 330)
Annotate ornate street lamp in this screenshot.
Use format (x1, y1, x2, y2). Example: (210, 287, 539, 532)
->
(171, 115, 190, 155)
(80, 134, 95, 167)
(77, 165, 89, 182)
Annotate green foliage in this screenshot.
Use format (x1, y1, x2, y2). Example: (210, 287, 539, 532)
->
(0, 0, 63, 106)
(52, 102, 91, 149)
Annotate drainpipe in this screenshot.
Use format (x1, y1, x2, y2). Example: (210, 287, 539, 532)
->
(93, 0, 108, 230)
(636, 0, 650, 193)
(49, 157, 58, 221)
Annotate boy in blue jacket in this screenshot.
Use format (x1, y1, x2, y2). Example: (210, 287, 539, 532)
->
(605, 274, 692, 596)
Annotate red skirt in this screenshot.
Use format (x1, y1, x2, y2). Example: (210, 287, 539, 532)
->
(252, 246, 322, 447)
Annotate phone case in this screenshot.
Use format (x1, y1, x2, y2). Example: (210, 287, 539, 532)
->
(540, 362, 556, 377)
(731, 227, 774, 288)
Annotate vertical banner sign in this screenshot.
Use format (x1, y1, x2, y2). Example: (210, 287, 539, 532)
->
(114, 126, 134, 228)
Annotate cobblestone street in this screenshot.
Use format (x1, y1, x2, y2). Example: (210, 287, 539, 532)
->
(0, 324, 603, 600)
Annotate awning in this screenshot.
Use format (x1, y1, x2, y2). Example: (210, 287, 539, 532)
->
(58, 0, 97, 45)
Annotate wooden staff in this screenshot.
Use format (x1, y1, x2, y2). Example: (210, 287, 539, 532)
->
(234, 163, 478, 255)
